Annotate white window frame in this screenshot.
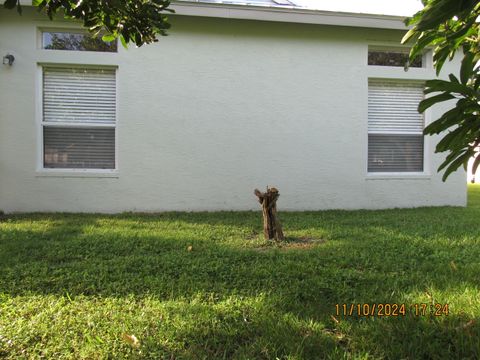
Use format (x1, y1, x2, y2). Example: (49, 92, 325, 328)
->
(367, 79, 426, 175)
(39, 28, 118, 53)
(36, 64, 119, 176)
(363, 41, 437, 180)
(365, 43, 435, 179)
(367, 45, 429, 69)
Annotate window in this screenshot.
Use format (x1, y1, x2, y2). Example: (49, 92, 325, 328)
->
(368, 47, 422, 68)
(42, 31, 117, 52)
(368, 79, 424, 173)
(42, 67, 116, 170)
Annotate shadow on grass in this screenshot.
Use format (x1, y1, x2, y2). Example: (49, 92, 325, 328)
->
(1, 209, 479, 358)
(0, 212, 478, 302)
(141, 296, 342, 359)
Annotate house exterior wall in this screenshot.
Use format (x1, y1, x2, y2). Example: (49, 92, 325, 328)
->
(0, 8, 466, 212)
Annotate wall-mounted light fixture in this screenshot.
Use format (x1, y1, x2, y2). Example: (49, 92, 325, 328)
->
(3, 54, 15, 66)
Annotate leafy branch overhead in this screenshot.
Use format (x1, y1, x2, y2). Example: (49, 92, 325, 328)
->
(3, 0, 174, 47)
(402, 0, 480, 181)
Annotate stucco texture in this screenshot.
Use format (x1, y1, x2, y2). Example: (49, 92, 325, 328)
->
(0, 9, 467, 212)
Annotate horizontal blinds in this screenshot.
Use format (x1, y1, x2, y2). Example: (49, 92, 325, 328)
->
(368, 80, 424, 134)
(43, 67, 116, 124)
(368, 134, 423, 172)
(44, 127, 115, 169)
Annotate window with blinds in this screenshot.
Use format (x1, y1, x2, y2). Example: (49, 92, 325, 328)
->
(42, 67, 116, 169)
(368, 79, 424, 173)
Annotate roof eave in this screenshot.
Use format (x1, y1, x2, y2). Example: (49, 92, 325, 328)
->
(17, 0, 409, 30)
(171, 1, 409, 30)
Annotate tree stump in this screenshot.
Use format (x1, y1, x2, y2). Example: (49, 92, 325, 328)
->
(254, 187, 285, 241)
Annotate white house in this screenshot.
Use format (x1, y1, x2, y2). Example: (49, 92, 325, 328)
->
(0, 0, 467, 213)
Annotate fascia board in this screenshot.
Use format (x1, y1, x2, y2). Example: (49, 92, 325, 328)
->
(171, 1, 409, 30)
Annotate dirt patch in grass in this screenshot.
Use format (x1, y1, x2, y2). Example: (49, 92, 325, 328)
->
(253, 236, 326, 251)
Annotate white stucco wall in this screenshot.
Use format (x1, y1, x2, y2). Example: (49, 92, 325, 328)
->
(0, 8, 467, 212)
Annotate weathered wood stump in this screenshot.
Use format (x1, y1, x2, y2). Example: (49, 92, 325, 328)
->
(254, 187, 285, 241)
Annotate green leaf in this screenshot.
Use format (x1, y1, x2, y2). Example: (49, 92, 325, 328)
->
(472, 153, 480, 175)
(435, 119, 479, 154)
(418, 93, 455, 113)
(409, 32, 438, 61)
(424, 107, 464, 134)
(441, 152, 469, 181)
(433, 49, 450, 75)
(102, 33, 116, 42)
(401, 28, 418, 45)
(460, 51, 475, 84)
(416, 0, 465, 31)
(119, 34, 128, 49)
(423, 79, 475, 96)
(435, 127, 467, 153)
(442, 148, 468, 166)
(448, 74, 460, 83)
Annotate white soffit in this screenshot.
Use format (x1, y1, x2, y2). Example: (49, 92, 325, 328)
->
(171, 0, 409, 30)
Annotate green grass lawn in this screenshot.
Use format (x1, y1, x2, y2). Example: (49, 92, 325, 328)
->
(1, 186, 479, 359)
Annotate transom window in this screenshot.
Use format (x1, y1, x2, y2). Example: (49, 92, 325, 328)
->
(42, 67, 116, 170)
(368, 47, 422, 68)
(368, 79, 425, 173)
(42, 31, 117, 52)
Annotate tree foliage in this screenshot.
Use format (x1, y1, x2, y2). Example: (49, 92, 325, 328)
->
(3, 0, 173, 47)
(402, 0, 480, 181)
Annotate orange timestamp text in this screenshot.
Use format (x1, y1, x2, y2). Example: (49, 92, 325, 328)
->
(334, 303, 449, 317)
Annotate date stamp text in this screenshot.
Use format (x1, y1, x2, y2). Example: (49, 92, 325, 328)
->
(334, 303, 449, 317)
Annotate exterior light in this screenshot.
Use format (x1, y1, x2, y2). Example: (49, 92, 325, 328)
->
(3, 54, 14, 66)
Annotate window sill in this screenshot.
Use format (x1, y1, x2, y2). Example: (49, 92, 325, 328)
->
(35, 170, 119, 178)
(366, 173, 431, 180)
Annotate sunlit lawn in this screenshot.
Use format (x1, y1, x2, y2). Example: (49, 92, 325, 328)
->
(0, 186, 479, 359)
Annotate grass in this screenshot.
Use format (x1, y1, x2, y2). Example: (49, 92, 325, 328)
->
(0, 186, 479, 359)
